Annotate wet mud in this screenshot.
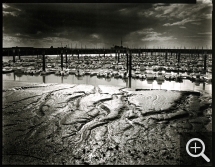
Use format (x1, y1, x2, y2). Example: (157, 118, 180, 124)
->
(2, 83, 212, 165)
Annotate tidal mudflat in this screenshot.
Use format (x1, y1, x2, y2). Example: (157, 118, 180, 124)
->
(2, 82, 212, 165)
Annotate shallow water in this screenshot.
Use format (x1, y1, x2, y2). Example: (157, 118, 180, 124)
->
(3, 72, 212, 94)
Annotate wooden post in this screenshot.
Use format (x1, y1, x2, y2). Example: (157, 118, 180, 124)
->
(13, 49, 15, 63)
(65, 49, 67, 68)
(178, 52, 180, 64)
(43, 75, 46, 83)
(129, 50, 132, 88)
(126, 52, 129, 72)
(78, 50, 79, 60)
(203, 82, 205, 90)
(61, 76, 63, 83)
(178, 52, 180, 74)
(118, 50, 120, 63)
(18, 49, 20, 60)
(204, 54, 207, 71)
(42, 50, 46, 71)
(129, 50, 132, 80)
(165, 52, 167, 62)
(61, 49, 63, 71)
(13, 72, 16, 81)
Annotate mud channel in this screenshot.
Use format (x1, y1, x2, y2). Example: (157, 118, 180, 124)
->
(2, 83, 212, 165)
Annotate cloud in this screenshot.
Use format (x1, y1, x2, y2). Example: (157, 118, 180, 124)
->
(3, 4, 9, 8)
(141, 36, 175, 42)
(91, 34, 100, 39)
(191, 22, 202, 25)
(163, 18, 198, 26)
(138, 11, 154, 17)
(3, 11, 19, 17)
(2, 3, 212, 49)
(198, 32, 212, 35)
(128, 28, 176, 42)
(3, 4, 22, 17)
(130, 28, 154, 35)
(37, 31, 42, 35)
(201, 13, 212, 19)
(119, 8, 127, 12)
(197, 0, 212, 4)
(153, 2, 212, 27)
(184, 36, 202, 38)
(3, 35, 21, 42)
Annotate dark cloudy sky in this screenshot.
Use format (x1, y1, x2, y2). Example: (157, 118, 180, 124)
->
(3, 0, 212, 49)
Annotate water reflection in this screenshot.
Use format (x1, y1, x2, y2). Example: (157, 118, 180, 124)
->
(43, 75, 46, 83)
(3, 73, 212, 94)
(125, 77, 131, 88)
(6, 73, 11, 76)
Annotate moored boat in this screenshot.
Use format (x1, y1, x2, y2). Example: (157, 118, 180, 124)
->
(2, 67, 13, 74)
(84, 69, 91, 75)
(138, 74, 146, 80)
(146, 72, 155, 80)
(75, 70, 85, 76)
(90, 71, 98, 77)
(97, 70, 105, 78)
(40, 69, 52, 75)
(156, 72, 165, 81)
(14, 67, 24, 74)
(104, 71, 112, 78)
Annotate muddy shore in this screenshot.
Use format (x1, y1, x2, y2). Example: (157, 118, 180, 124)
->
(2, 81, 212, 165)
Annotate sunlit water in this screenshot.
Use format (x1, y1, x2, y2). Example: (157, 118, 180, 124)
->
(2, 55, 212, 94)
(3, 72, 212, 94)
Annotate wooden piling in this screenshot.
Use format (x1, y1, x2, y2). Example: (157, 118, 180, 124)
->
(204, 54, 207, 71)
(13, 72, 16, 81)
(178, 52, 180, 64)
(129, 50, 132, 81)
(78, 50, 79, 60)
(165, 52, 167, 62)
(65, 49, 68, 68)
(43, 75, 46, 83)
(71, 50, 73, 58)
(42, 50, 46, 71)
(128, 49, 132, 88)
(203, 82, 205, 90)
(126, 52, 129, 72)
(13, 49, 15, 63)
(61, 50, 63, 71)
(118, 50, 120, 63)
(18, 49, 20, 60)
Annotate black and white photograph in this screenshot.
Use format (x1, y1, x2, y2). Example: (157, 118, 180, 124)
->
(2, 0, 213, 165)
